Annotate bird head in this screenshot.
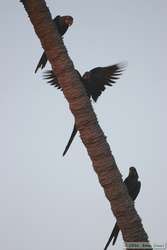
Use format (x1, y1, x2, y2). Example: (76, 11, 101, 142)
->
(63, 16, 73, 26)
(129, 167, 139, 179)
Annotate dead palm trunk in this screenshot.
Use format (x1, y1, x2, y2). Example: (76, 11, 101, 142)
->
(20, 1, 152, 249)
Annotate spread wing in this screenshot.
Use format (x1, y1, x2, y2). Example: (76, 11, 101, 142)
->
(84, 62, 126, 102)
(43, 70, 62, 90)
(43, 70, 83, 91)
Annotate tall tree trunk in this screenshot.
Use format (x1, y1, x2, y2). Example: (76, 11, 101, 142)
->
(20, 1, 152, 249)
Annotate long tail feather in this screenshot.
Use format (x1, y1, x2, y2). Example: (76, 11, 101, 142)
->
(104, 223, 120, 250)
(35, 52, 47, 73)
(63, 124, 78, 156)
(112, 225, 120, 245)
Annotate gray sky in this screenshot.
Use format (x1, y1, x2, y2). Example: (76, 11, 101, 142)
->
(0, 1, 167, 250)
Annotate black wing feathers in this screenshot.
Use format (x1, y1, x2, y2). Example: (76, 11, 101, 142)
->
(43, 70, 62, 90)
(43, 70, 83, 91)
(87, 63, 126, 102)
(124, 177, 141, 201)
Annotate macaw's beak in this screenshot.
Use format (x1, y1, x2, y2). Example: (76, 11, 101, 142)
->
(69, 18, 73, 26)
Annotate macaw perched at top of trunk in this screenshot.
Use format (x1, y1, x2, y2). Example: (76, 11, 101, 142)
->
(35, 15, 73, 73)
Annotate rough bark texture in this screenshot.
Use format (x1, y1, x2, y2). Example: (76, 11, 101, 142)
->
(20, 1, 152, 249)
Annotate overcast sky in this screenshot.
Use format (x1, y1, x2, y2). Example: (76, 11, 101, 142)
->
(0, 1, 167, 250)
